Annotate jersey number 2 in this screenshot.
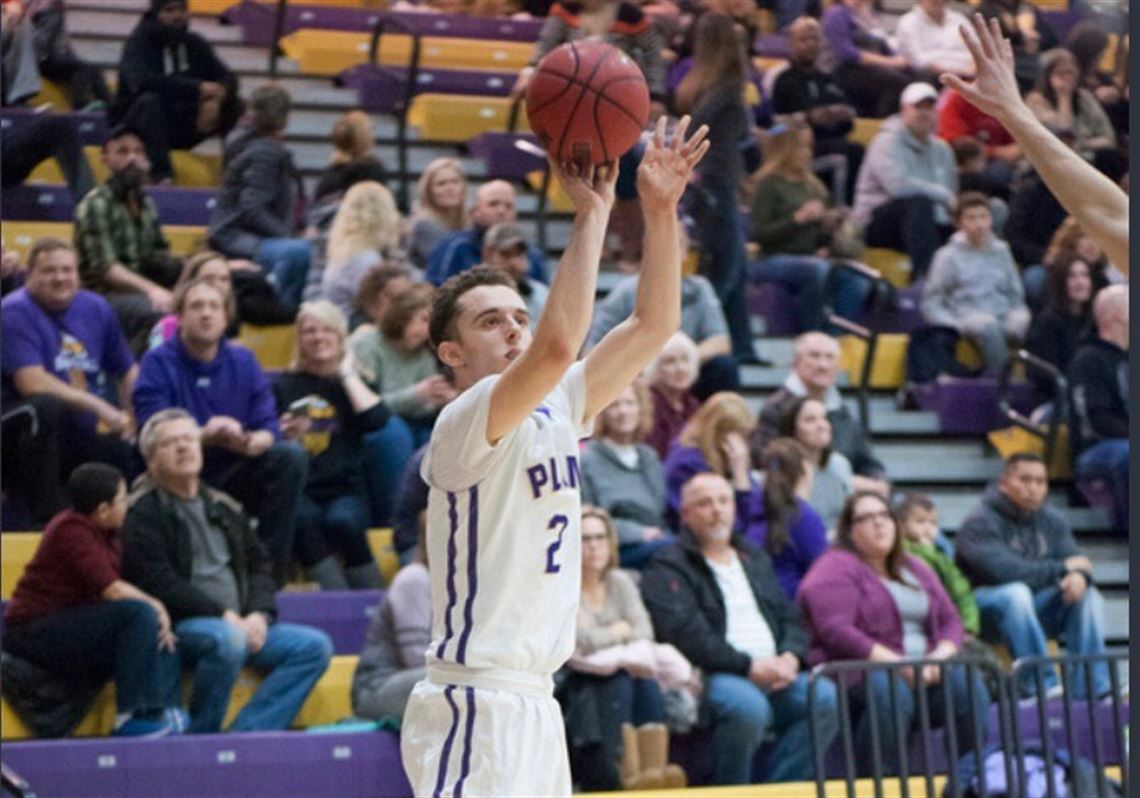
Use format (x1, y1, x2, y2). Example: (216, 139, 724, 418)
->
(544, 514, 569, 573)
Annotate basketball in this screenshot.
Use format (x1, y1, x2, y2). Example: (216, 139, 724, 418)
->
(525, 40, 650, 166)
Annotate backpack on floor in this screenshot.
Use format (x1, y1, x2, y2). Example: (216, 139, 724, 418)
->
(949, 742, 1123, 798)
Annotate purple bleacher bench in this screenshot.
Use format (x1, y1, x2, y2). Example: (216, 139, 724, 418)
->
(339, 64, 517, 113)
(1, 108, 108, 147)
(746, 281, 800, 337)
(222, 1, 543, 47)
(466, 131, 544, 180)
(275, 589, 384, 656)
(1, 730, 411, 798)
(913, 378, 1035, 436)
(1, 185, 218, 226)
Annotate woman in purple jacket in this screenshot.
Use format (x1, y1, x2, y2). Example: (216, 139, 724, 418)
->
(797, 492, 990, 776)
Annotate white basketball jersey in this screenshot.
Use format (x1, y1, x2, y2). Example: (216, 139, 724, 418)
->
(420, 362, 593, 676)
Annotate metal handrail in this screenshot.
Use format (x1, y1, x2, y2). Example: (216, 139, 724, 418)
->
(998, 349, 1067, 469)
(367, 13, 421, 212)
(268, 0, 289, 78)
(825, 259, 888, 430)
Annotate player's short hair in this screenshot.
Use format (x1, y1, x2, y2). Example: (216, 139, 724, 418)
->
(1003, 451, 1047, 473)
(429, 267, 519, 350)
(954, 191, 990, 222)
(27, 237, 75, 271)
(67, 463, 125, 515)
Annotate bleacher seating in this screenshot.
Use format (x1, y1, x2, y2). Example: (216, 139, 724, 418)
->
(1, 221, 208, 261)
(279, 29, 532, 76)
(2, 184, 217, 225)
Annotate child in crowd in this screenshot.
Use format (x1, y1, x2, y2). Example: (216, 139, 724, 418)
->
(896, 493, 979, 638)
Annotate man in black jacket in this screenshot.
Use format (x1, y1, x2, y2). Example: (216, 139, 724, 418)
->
(121, 408, 332, 733)
(1069, 284, 1129, 533)
(111, 0, 242, 182)
(640, 472, 838, 785)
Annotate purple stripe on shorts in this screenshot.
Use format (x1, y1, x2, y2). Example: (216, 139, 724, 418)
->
(453, 687, 477, 798)
(455, 485, 479, 664)
(435, 491, 460, 659)
(432, 685, 461, 798)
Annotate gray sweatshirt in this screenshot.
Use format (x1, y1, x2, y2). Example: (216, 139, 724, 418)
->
(853, 115, 958, 226)
(922, 231, 1027, 326)
(580, 440, 668, 545)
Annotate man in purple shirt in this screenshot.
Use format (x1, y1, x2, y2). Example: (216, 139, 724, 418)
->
(133, 279, 306, 583)
(1, 238, 138, 526)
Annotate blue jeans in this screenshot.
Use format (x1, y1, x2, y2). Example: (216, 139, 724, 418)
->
(361, 416, 416, 526)
(1076, 439, 1129, 534)
(691, 179, 753, 359)
(852, 665, 990, 776)
(256, 238, 312, 310)
(294, 493, 374, 568)
(750, 255, 870, 332)
(703, 671, 838, 784)
(975, 582, 1109, 698)
(174, 617, 333, 733)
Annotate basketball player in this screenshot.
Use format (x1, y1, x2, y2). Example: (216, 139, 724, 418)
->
(399, 116, 709, 798)
(943, 14, 1129, 272)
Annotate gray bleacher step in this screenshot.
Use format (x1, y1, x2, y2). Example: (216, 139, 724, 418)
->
(928, 489, 1114, 534)
(95, 67, 358, 109)
(1103, 593, 1127, 642)
(68, 0, 151, 12)
(741, 394, 941, 437)
(875, 441, 1004, 484)
(74, 36, 292, 77)
(1082, 541, 1129, 585)
(67, 9, 244, 45)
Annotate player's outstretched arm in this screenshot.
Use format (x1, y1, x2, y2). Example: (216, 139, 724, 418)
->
(583, 116, 710, 419)
(485, 160, 617, 444)
(942, 14, 1129, 272)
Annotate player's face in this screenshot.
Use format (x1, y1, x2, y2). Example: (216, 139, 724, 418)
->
(26, 248, 80, 311)
(1000, 462, 1049, 514)
(148, 418, 204, 483)
(580, 515, 612, 578)
(794, 399, 832, 452)
(444, 284, 531, 384)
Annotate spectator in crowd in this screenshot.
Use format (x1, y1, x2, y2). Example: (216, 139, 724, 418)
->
(580, 382, 672, 569)
(1064, 20, 1128, 140)
(312, 110, 387, 205)
(122, 408, 333, 732)
(922, 191, 1030, 376)
(641, 472, 839, 785)
(147, 250, 239, 350)
(798, 491, 988, 775)
(894, 0, 974, 78)
(977, 0, 1058, 89)
(320, 181, 404, 318)
(27, 0, 112, 109)
(0, 113, 94, 202)
(2, 0, 40, 106)
(407, 157, 467, 272)
(2, 463, 185, 737)
(133, 278, 308, 583)
(955, 453, 1110, 698)
(352, 262, 414, 332)
(777, 395, 852, 533)
(750, 438, 827, 601)
(273, 301, 388, 590)
(208, 84, 310, 312)
(642, 331, 701, 460)
(111, 0, 241, 183)
(425, 179, 547, 287)
(673, 13, 754, 362)
(562, 507, 678, 791)
(749, 121, 865, 332)
(819, 0, 917, 118)
(1025, 48, 1116, 159)
(939, 90, 1023, 188)
(771, 16, 863, 205)
(1, 244, 24, 296)
(664, 391, 757, 533)
(1068, 284, 1129, 535)
(853, 82, 958, 281)
(1024, 254, 1103, 407)
(349, 282, 453, 442)
(1006, 159, 1070, 269)
(951, 136, 1010, 210)
(74, 125, 182, 353)
(1030, 216, 1117, 310)
(481, 224, 549, 326)
(754, 331, 887, 491)
(351, 525, 431, 723)
(896, 492, 980, 638)
(587, 230, 738, 400)
(390, 445, 428, 566)
(1, 238, 139, 525)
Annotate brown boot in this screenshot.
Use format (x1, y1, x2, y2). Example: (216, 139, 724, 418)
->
(636, 723, 687, 791)
(620, 722, 642, 789)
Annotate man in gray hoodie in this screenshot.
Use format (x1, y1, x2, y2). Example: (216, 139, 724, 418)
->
(921, 191, 1029, 375)
(956, 453, 1109, 699)
(853, 82, 957, 280)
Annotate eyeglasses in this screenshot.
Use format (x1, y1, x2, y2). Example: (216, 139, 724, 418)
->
(581, 534, 609, 543)
(852, 509, 892, 525)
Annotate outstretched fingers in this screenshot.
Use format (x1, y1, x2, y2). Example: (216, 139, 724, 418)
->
(671, 115, 691, 152)
(686, 136, 711, 169)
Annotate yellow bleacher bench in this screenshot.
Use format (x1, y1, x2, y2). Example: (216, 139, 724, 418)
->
(0, 655, 358, 740)
(408, 93, 530, 142)
(236, 324, 297, 372)
(366, 528, 400, 586)
(848, 117, 883, 148)
(190, 0, 385, 12)
(863, 247, 911, 289)
(279, 29, 531, 76)
(838, 333, 908, 390)
(1, 533, 40, 600)
(25, 148, 221, 189)
(1, 222, 208, 262)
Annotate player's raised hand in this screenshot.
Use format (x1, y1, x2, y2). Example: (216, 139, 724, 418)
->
(941, 14, 1024, 123)
(637, 115, 710, 213)
(549, 157, 618, 218)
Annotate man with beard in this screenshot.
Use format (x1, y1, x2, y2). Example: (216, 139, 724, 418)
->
(74, 125, 182, 354)
(110, 0, 241, 183)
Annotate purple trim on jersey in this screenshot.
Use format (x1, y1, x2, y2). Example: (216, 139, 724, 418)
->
(436, 491, 461, 659)
(455, 485, 479, 664)
(433, 685, 462, 798)
(453, 686, 477, 797)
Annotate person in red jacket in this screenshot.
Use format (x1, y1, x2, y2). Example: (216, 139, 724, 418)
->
(938, 88, 1023, 187)
(2, 463, 186, 736)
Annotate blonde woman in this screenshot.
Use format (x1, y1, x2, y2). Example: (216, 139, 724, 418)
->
(321, 181, 405, 317)
(313, 110, 388, 204)
(272, 300, 388, 589)
(408, 158, 467, 270)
